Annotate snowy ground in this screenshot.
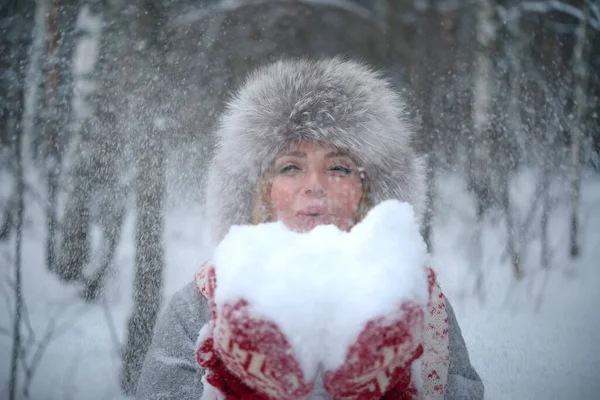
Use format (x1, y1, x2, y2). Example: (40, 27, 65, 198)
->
(433, 170, 600, 400)
(1, 168, 599, 400)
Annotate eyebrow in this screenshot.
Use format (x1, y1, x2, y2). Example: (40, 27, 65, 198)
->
(325, 151, 348, 158)
(279, 150, 349, 158)
(281, 150, 349, 158)
(280, 150, 306, 158)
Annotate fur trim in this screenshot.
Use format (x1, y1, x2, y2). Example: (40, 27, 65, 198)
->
(206, 57, 426, 244)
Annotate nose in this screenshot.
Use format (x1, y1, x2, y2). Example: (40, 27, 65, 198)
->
(302, 170, 326, 197)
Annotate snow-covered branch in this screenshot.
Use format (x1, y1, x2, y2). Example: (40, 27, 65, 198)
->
(499, 1, 600, 32)
(522, 0, 582, 16)
(18, 304, 86, 400)
(585, 0, 600, 22)
(300, 0, 372, 20)
(170, 0, 373, 28)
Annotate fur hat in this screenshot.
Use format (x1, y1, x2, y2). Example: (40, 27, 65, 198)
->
(206, 57, 426, 244)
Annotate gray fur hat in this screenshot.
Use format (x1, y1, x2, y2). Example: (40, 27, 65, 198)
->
(206, 58, 426, 244)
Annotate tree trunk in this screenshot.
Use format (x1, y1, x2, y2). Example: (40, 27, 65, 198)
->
(421, 155, 436, 253)
(121, 1, 167, 393)
(501, 176, 521, 278)
(82, 204, 126, 301)
(0, 1, 35, 157)
(503, 16, 525, 279)
(569, 4, 590, 259)
(469, 0, 495, 217)
(505, 10, 527, 160)
(45, 0, 79, 272)
(44, 0, 61, 273)
(21, 0, 49, 169)
(121, 121, 166, 394)
(407, 7, 440, 253)
(9, 91, 25, 400)
(58, 155, 92, 281)
(6, 0, 34, 394)
(540, 166, 551, 269)
(467, 0, 496, 290)
(57, 2, 104, 282)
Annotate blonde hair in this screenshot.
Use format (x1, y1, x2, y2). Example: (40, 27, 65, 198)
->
(250, 157, 373, 227)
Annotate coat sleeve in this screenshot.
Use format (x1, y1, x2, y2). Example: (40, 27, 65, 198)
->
(136, 282, 210, 400)
(444, 297, 484, 400)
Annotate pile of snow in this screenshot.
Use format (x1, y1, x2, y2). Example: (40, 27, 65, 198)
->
(213, 200, 429, 380)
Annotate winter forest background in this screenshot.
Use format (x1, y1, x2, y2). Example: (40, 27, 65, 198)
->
(1, 0, 599, 399)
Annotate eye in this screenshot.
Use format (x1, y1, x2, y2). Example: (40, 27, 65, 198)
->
(279, 164, 300, 174)
(330, 165, 353, 175)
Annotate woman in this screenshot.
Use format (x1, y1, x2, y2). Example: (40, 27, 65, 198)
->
(136, 58, 484, 399)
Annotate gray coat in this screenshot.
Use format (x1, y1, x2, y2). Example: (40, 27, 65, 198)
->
(136, 282, 484, 399)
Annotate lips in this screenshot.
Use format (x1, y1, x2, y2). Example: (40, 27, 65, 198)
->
(296, 206, 334, 228)
(297, 206, 330, 218)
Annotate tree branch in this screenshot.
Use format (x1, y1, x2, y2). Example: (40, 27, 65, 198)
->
(20, 300, 37, 349)
(499, 1, 600, 32)
(102, 296, 123, 359)
(169, 0, 374, 28)
(585, 0, 600, 23)
(20, 303, 87, 398)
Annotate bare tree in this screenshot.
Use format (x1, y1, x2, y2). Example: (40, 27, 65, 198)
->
(0, 0, 35, 240)
(81, 202, 126, 301)
(43, 0, 62, 273)
(468, 0, 497, 295)
(497, 0, 600, 269)
(0, 2, 35, 398)
(78, 0, 129, 299)
(38, 0, 79, 274)
(469, 0, 496, 208)
(569, 3, 590, 259)
(537, 34, 565, 270)
(499, 3, 529, 277)
(57, 1, 128, 288)
(6, 5, 33, 396)
(121, 0, 167, 393)
(8, 63, 26, 400)
(55, 2, 98, 282)
(2, 273, 85, 400)
(412, 8, 440, 253)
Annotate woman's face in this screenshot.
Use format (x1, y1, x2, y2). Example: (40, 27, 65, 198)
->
(269, 142, 363, 233)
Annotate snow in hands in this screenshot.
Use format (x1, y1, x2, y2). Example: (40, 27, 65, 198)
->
(209, 200, 430, 398)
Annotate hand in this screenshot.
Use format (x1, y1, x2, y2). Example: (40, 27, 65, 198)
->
(322, 268, 436, 400)
(322, 303, 425, 399)
(195, 263, 314, 400)
(196, 321, 271, 400)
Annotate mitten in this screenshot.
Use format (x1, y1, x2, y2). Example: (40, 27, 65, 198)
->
(196, 321, 271, 400)
(195, 263, 314, 400)
(322, 268, 436, 400)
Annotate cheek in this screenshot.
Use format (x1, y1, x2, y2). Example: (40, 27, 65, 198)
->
(331, 180, 362, 214)
(269, 178, 295, 216)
